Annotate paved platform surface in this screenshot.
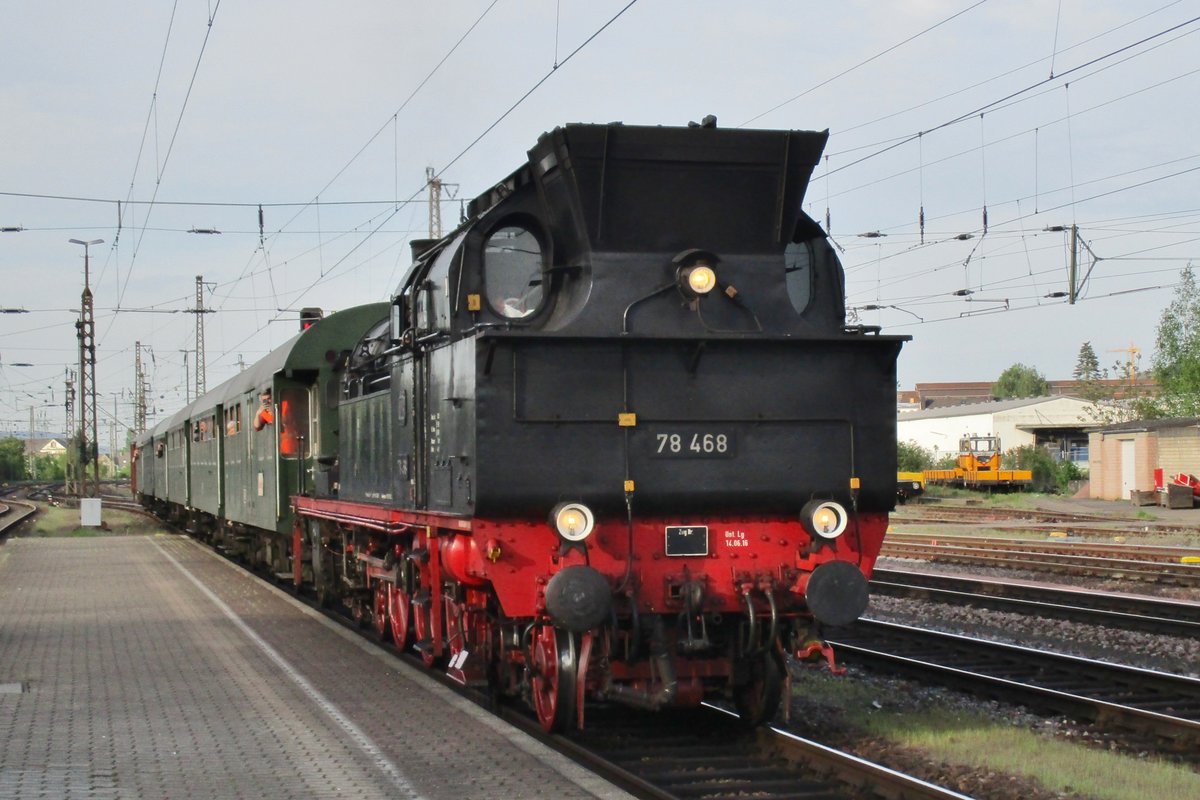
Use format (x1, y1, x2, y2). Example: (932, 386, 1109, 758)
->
(0, 534, 634, 800)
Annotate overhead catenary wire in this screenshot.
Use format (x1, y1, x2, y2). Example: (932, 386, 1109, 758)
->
(739, 0, 990, 128)
(7, 4, 1197, 405)
(112, 1, 224, 325)
(823, 14, 1200, 179)
(205, 0, 642, 372)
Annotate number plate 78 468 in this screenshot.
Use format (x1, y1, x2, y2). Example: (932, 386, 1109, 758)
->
(650, 430, 735, 459)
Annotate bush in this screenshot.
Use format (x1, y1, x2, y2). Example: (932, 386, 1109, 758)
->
(1007, 445, 1082, 493)
(897, 440, 935, 471)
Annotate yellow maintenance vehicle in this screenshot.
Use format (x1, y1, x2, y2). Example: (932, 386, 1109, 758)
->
(923, 434, 1033, 490)
(896, 472, 926, 503)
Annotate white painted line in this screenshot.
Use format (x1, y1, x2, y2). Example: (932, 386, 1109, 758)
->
(150, 537, 425, 800)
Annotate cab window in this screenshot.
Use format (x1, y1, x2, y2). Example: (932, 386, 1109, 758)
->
(484, 225, 543, 319)
(785, 241, 813, 314)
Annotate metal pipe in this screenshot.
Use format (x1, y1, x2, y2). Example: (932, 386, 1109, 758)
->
(603, 617, 676, 711)
(742, 590, 758, 656)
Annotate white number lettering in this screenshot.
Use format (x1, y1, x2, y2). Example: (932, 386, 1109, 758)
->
(655, 431, 731, 455)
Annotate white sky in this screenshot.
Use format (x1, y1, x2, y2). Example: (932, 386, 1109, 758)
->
(3, 0, 1198, 436)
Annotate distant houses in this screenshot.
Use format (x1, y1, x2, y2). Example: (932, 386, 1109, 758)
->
(24, 437, 68, 460)
(897, 379, 1200, 502)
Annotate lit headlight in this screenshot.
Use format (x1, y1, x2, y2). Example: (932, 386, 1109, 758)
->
(683, 264, 717, 295)
(551, 502, 595, 542)
(801, 499, 848, 539)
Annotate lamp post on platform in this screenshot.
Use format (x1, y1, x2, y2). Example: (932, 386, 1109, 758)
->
(70, 237, 103, 498)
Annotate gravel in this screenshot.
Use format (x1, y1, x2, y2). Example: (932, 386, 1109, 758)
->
(775, 556, 1200, 799)
(869, 558, 1200, 677)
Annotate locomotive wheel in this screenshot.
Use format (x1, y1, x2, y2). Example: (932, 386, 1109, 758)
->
(387, 583, 412, 649)
(530, 625, 577, 733)
(732, 652, 784, 727)
(371, 582, 391, 642)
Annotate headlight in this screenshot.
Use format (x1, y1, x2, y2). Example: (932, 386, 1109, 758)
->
(801, 499, 848, 539)
(682, 264, 717, 295)
(551, 502, 595, 542)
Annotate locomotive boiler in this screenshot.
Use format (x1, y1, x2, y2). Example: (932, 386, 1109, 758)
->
(137, 120, 907, 732)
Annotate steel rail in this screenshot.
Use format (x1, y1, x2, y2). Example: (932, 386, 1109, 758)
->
(893, 504, 1197, 534)
(553, 703, 973, 800)
(0, 498, 37, 538)
(828, 618, 1200, 754)
(150, 508, 980, 800)
(871, 568, 1200, 637)
(882, 542, 1200, 587)
(885, 532, 1199, 562)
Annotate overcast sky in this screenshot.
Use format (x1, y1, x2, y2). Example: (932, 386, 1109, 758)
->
(3, 1, 1198, 436)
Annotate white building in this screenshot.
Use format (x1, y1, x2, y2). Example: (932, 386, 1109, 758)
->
(898, 397, 1102, 463)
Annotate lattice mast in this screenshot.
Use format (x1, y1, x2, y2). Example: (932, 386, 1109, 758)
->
(75, 255, 99, 498)
(134, 342, 147, 435)
(64, 368, 76, 495)
(427, 167, 442, 239)
(194, 275, 207, 397)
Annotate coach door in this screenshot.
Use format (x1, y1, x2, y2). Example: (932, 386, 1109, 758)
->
(394, 292, 422, 510)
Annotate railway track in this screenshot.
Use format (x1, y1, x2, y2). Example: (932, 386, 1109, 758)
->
(870, 568, 1200, 638)
(0, 497, 37, 539)
(893, 503, 1197, 536)
(828, 618, 1200, 756)
(881, 533, 1200, 586)
(236, 536, 975, 799)
(546, 704, 971, 800)
(162, 508, 1199, 796)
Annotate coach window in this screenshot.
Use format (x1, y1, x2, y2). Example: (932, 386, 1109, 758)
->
(484, 225, 543, 319)
(784, 240, 813, 314)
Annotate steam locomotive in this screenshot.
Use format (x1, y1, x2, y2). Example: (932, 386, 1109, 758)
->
(134, 120, 907, 731)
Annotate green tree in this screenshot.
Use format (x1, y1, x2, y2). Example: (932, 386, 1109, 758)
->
(896, 440, 934, 471)
(33, 453, 66, 481)
(992, 363, 1049, 399)
(1142, 263, 1200, 417)
(1073, 341, 1101, 382)
(0, 437, 28, 481)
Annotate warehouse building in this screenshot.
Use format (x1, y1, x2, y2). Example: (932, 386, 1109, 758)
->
(897, 396, 1102, 464)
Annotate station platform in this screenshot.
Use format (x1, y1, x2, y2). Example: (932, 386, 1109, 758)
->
(0, 534, 634, 800)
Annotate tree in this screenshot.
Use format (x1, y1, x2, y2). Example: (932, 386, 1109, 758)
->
(1073, 342, 1102, 383)
(992, 363, 1049, 399)
(1143, 262, 1200, 417)
(0, 437, 28, 481)
(897, 440, 934, 471)
(1072, 341, 1125, 421)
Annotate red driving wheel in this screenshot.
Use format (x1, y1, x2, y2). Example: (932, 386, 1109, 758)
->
(387, 583, 411, 649)
(372, 581, 390, 642)
(530, 625, 577, 733)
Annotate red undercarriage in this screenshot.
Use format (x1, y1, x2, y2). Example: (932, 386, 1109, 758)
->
(293, 495, 888, 729)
